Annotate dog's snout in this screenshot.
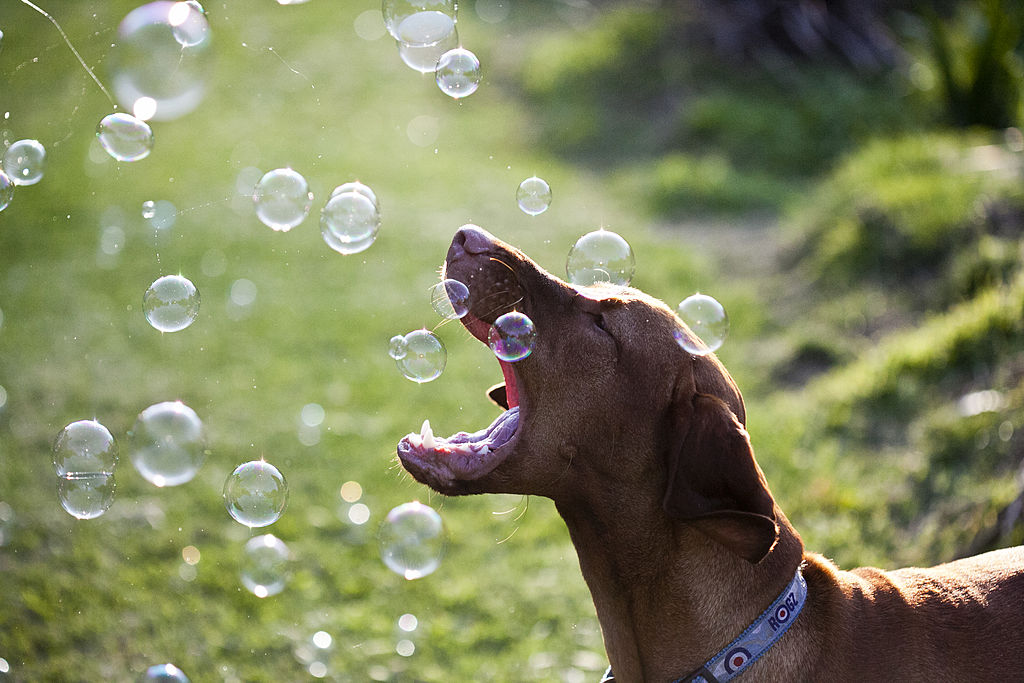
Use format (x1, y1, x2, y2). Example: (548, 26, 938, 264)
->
(453, 224, 498, 256)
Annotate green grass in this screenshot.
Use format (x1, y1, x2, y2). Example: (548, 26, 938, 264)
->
(2, 2, 1023, 681)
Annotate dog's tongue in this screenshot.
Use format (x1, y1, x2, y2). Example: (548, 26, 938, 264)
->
(462, 313, 520, 409)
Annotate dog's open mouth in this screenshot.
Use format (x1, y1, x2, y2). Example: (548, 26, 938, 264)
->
(397, 310, 523, 489)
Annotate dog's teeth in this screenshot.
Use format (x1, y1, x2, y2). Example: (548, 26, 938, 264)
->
(421, 419, 436, 450)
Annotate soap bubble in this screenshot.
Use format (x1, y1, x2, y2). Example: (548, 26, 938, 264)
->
(435, 47, 481, 99)
(3, 139, 45, 186)
(57, 472, 116, 520)
(143, 663, 190, 682)
(144, 274, 200, 332)
(378, 501, 446, 580)
(383, 0, 457, 41)
(128, 401, 208, 487)
(388, 334, 408, 360)
(145, 199, 177, 230)
(429, 279, 470, 320)
(108, 1, 212, 121)
(516, 176, 551, 216)
(394, 330, 446, 383)
(53, 419, 118, 477)
(566, 229, 635, 287)
(240, 533, 291, 598)
(392, 6, 459, 73)
(142, 200, 157, 219)
(223, 460, 289, 528)
(330, 181, 379, 209)
(253, 168, 313, 232)
(488, 312, 537, 362)
(675, 293, 728, 355)
(397, 29, 459, 73)
(0, 170, 12, 212)
(320, 191, 380, 255)
(96, 112, 154, 162)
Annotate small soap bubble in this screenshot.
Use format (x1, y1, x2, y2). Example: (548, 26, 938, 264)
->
(253, 168, 313, 232)
(320, 191, 380, 255)
(57, 472, 116, 520)
(143, 663, 190, 682)
(144, 274, 200, 332)
(516, 176, 552, 216)
(388, 334, 408, 360)
(430, 279, 470, 319)
(0, 169, 12, 212)
(488, 312, 537, 362)
(96, 112, 154, 162)
(147, 199, 177, 230)
(240, 533, 291, 598)
(675, 293, 728, 355)
(566, 229, 635, 287)
(435, 47, 481, 99)
(398, 613, 419, 632)
(53, 419, 118, 477)
(3, 139, 45, 186)
(330, 181, 379, 209)
(394, 330, 446, 383)
(223, 460, 289, 528)
(109, 1, 212, 121)
(142, 200, 157, 219)
(378, 501, 447, 580)
(128, 401, 208, 487)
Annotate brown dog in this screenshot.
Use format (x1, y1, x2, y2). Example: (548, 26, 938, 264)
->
(398, 226, 1024, 682)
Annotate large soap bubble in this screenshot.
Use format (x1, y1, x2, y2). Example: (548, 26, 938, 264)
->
(144, 274, 200, 332)
(240, 533, 291, 598)
(675, 293, 729, 355)
(108, 1, 212, 121)
(128, 401, 208, 487)
(566, 229, 635, 287)
(429, 279, 470, 320)
(0, 170, 13, 212)
(378, 501, 447, 580)
(53, 419, 118, 477)
(3, 139, 46, 186)
(253, 168, 313, 232)
(143, 663, 190, 682)
(320, 190, 380, 255)
(435, 47, 481, 99)
(488, 312, 536, 362)
(223, 460, 289, 528)
(516, 176, 551, 216)
(394, 330, 446, 383)
(57, 473, 116, 520)
(96, 112, 154, 162)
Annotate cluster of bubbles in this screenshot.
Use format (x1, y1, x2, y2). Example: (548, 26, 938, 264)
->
(251, 170, 382, 256)
(382, 0, 482, 99)
(562, 228, 731, 353)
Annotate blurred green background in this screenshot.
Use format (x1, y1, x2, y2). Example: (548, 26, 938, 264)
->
(1, 0, 1022, 680)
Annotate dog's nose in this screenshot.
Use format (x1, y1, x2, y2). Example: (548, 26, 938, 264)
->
(452, 224, 497, 256)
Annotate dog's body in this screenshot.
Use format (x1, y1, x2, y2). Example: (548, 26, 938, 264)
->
(398, 227, 1024, 682)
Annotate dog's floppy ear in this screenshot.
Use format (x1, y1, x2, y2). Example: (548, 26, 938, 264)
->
(663, 392, 779, 564)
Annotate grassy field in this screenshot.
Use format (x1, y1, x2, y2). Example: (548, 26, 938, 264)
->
(1, 1, 1022, 681)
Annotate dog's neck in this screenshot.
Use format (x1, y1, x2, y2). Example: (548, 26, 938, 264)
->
(555, 493, 804, 682)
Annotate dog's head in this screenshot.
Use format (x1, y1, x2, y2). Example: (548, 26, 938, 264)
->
(398, 227, 778, 563)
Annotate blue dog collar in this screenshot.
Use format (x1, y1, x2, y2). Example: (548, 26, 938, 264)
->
(600, 568, 807, 683)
